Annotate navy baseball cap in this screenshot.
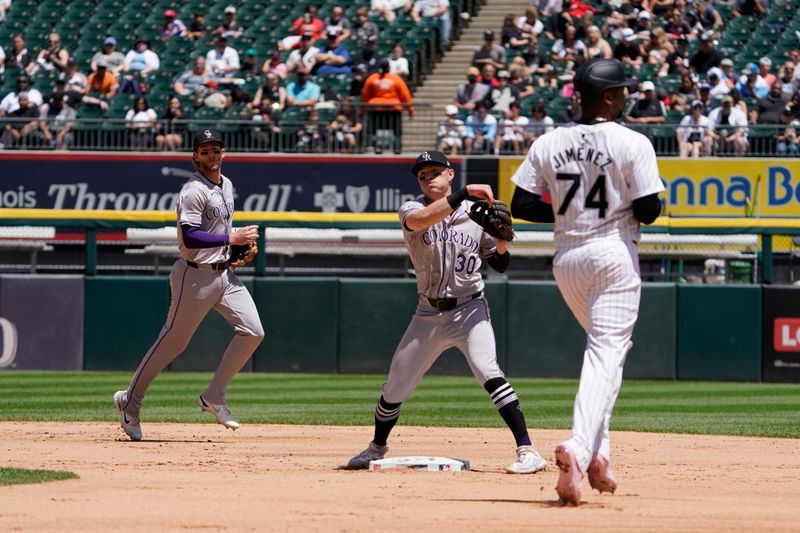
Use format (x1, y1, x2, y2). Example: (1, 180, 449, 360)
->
(411, 150, 451, 177)
(193, 128, 225, 150)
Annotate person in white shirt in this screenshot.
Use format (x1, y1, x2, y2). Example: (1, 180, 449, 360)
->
(388, 43, 410, 79)
(707, 94, 749, 155)
(205, 35, 240, 78)
(0, 75, 43, 115)
(677, 99, 712, 158)
(437, 104, 467, 154)
(412, 0, 451, 47)
(495, 100, 529, 155)
(125, 96, 158, 149)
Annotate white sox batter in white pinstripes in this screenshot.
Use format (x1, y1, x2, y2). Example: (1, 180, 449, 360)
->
(511, 58, 665, 505)
(345, 150, 548, 474)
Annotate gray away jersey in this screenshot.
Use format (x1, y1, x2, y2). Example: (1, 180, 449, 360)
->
(400, 196, 497, 300)
(512, 121, 664, 248)
(176, 171, 234, 263)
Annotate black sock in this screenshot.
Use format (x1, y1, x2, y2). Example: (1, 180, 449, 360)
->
(484, 377, 531, 447)
(372, 395, 402, 446)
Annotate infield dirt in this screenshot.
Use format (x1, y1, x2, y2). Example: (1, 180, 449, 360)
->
(1, 422, 798, 532)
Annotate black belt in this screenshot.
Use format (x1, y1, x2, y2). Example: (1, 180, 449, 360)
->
(185, 260, 229, 271)
(427, 291, 482, 312)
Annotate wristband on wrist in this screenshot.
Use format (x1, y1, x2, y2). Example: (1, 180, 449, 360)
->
(446, 187, 468, 210)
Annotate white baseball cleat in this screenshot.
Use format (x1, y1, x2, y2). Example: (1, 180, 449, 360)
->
(197, 395, 240, 430)
(506, 445, 548, 474)
(113, 390, 142, 441)
(345, 441, 389, 470)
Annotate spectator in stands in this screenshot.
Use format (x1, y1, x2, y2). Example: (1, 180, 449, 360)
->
(644, 28, 673, 67)
(677, 99, 712, 158)
(27, 32, 70, 76)
(672, 73, 699, 110)
(693, 1, 723, 31)
(508, 63, 534, 98)
(5, 34, 32, 71)
(522, 38, 556, 87)
(453, 66, 490, 112)
(472, 30, 506, 71)
(536, 0, 564, 17)
(650, 0, 674, 17)
(295, 108, 325, 152)
(515, 7, 544, 41)
(708, 95, 748, 155)
(202, 80, 229, 110)
(91, 37, 125, 76)
(206, 36, 239, 78)
(776, 107, 800, 156)
(0, 91, 39, 149)
(583, 25, 611, 60)
(353, 7, 380, 46)
(752, 82, 789, 125)
(286, 33, 320, 73)
(633, 10, 654, 38)
(154, 96, 186, 152)
(313, 30, 352, 75)
(37, 91, 75, 150)
(361, 58, 413, 153)
(238, 49, 260, 78)
(262, 50, 288, 80)
(249, 97, 282, 151)
(478, 64, 500, 89)
(707, 69, 731, 101)
(494, 100, 528, 155)
(161, 9, 187, 41)
(659, 34, 690, 78)
(174, 57, 211, 101)
(187, 13, 207, 41)
(124, 96, 157, 149)
(491, 70, 520, 114)
(558, 93, 581, 123)
(526, 100, 555, 143)
(502, 14, 530, 51)
(626, 80, 667, 124)
(316, 78, 342, 110)
(665, 7, 694, 41)
(719, 58, 737, 85)
(370, 0, 412, 25)
(550, 24, 586, 78)
(60, 59, 87, 95)
(324, 5, 352, 46)
(437, 104, 467, 155)
(85, 57, 118, 97)
(349, 64, 369, 97)
(464, 100, 497, 154)
(690, 31, 723, 75)
(0, 75, 43, 116)
(352, 35, 384, 74)
(614, 28, 643, 71)
(120, 38, 159, 95)
(777, 61, 798, 100)
(285, 5, 325, 50)
(411, 0, 452, 48)
(329, 109, 362, 153)
(214, 6, 244, 40)
(730, 87, 748, 116)
(287, 66, 321, 109)
(732, 0, 767, 19)
(736, 63, 769, 101)
(758, 57, 776, 89)
(388, 42, 410, 79)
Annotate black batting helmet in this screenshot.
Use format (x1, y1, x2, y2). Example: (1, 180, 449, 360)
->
(573, 58, 636, 103)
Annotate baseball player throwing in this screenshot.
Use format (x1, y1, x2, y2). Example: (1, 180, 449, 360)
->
(346, 150, 547, 474)
(113, 129, 264, 441)
(510, 58, 664, 505)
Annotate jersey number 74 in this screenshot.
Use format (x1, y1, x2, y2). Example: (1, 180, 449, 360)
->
(556, 173, 608, 218)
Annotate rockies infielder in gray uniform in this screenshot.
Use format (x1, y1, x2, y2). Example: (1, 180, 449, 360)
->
(346, 151, 547, 474)
(510, 58, 664, 504)
(114, 129, 264, 441)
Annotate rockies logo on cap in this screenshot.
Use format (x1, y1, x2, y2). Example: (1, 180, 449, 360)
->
(411, 150, 450, 177)
(193, 128, 225, 150)
(204, 129, 214, 139)
(421, 151, 432, 161)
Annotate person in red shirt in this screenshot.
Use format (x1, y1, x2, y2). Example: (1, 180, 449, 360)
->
(361, 58, 414, 154)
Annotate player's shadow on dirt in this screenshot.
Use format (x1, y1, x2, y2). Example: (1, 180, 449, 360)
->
(432, 498, 603, 508)
(115, 438, 224, 443)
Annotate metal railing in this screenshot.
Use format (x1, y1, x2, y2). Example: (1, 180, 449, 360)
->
(1, 111, 799, 157)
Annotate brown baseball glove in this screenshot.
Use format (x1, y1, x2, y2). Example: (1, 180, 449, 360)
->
(229, 241, 258, 269)
(468, 200, 514, 242)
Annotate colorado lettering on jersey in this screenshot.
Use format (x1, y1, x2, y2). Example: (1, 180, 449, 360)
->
(552, 145, 613, 171)
(203, 198, 233, 221)
(421, 227, 480, 254)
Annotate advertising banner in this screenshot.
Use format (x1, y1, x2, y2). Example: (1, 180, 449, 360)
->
(498, 158, 800, 218)
(0, 154, 461, 213)
(0, 275, 84, 370)
(762, 286, 800, 383)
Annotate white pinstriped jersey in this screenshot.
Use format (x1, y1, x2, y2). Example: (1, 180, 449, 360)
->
(399, 196, 497, 300)
(176, 171, 234, 263)
(511, 122, 664, 248)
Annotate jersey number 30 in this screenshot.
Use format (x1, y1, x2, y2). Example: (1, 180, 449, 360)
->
(556, 173, 608, 218)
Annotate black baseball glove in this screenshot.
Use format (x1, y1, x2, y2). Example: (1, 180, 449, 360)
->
(229, 241, 258, 269)
(468, 200, 514, 242)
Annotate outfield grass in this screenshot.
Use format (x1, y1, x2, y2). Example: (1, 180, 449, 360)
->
(0, 372, 798, 438)
(0, 467, 78, 486)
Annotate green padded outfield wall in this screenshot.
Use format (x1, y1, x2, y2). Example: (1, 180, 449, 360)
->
(84, 277, 170, 370)
(251, 278, 339, 373)
(626, 283, 677, 379)
(677, 285, 762, 381)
